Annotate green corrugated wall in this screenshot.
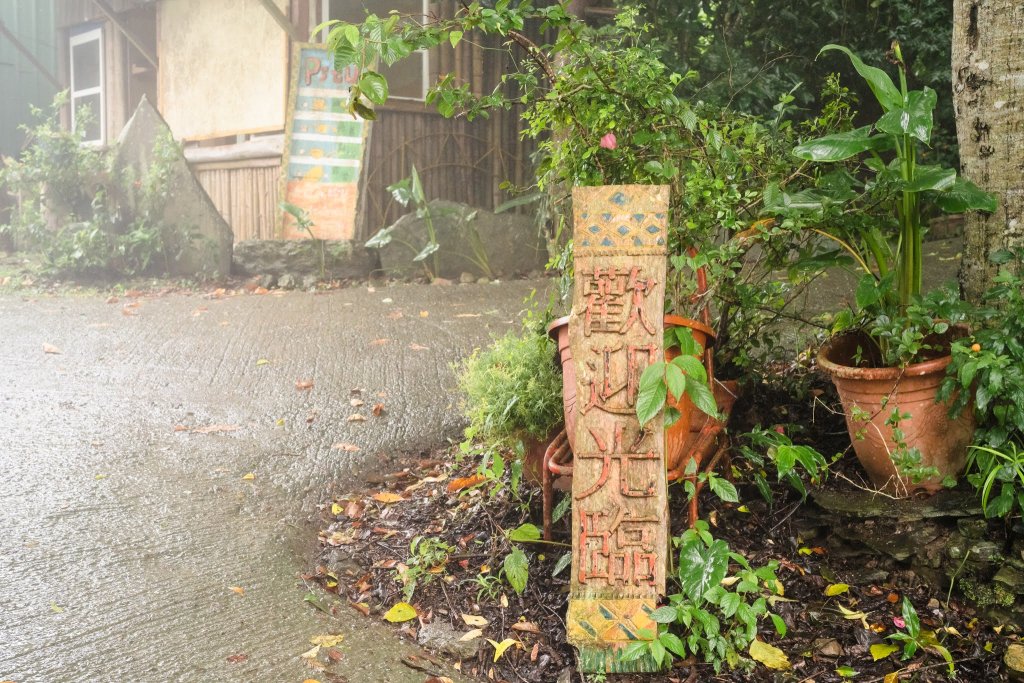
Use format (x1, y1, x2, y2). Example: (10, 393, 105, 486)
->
(0, 0, 56, 157)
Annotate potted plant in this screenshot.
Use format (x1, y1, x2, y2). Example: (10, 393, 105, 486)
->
(457, 328, 565, 485)
(770, 42, 997, 495)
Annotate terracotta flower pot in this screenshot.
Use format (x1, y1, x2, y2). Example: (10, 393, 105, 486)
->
(817, 331, 974, 496)
(546, 314, 715, 469)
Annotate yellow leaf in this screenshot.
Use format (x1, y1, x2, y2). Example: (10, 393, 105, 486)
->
(749, 639, 790, 670)
(256, 358, 270, 366)
(50, 602, 64, 613)
(837, 604, 870, 629)
(798, 547, 814, 555)
(737, 505, 750, 513)
(95, 474, 108, 480)
(331, 503, 343, 515)
(299, 645, 320, 659)
(310, 634, 345, 647)
(383, 602, 417, 622)
(871, 643, 899, 660)
(242, 472, 255, 481)
(500, 593, 509, 608)
(825, 583, 850, 596)
(302, 680, 321, 683)
(229, 586, 245, 596)
(459, 628, 483, 642)
(486, 638, 517, 662)
(884, 673, 899, 683)
(372, 492, 404, 504)
(461, 613, 489, 627)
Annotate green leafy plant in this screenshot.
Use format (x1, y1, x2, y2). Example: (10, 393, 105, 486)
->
(770, 42, 995, 365)
(887, 597, 955, 675)
(365, 164, 492, 280)
(1, 94, 193, 278)
(736, 427, 832, 503)
(622, 522, 785, 672)
(635, 327, 717, 428)
(963, 442, 1024, 519)
(458, 329, 563, 450)
(280, 201, 325, 280)
(398, 535, 454, 601)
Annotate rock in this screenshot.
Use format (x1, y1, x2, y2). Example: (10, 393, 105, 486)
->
(459, 272, 476, 284)
(114, 96, 232, 279)
(431, 277, 452, 286)
(375, 200, 547, 279)
(994, 565, 1024, 594)
(259, 273, 277, 289)
(556, 668, 574, 683)
(416, 620, 479, 660)
(812, 638, 844, 657)
(1005, 643, 1024, 680)
(957, 517, 990, 539)
(232, 239, 373, 280)
(277, 273, 296, 289)
(302, 274, 318, 290)
(476, 277, 489, 284)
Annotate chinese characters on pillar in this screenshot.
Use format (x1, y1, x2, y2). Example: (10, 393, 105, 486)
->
(566, 185, 670, 673)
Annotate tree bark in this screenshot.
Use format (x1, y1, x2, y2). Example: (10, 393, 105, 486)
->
(952, 0, 1024, 302)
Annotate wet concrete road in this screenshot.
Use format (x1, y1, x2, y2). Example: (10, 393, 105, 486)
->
(0, 281, 541, 682)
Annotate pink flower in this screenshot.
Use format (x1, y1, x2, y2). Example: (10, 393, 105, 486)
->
(893, 617, 906, 628)
(600, 132, 617, 150)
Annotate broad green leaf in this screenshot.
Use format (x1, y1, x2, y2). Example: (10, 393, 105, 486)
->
(507, 523, 541, 542)
(552, 551, 572, 577)
(719, 591, 741, 617)
(551, 494, 571, 523)
(660, 632, 687, 658)
(636, 363, 667, 427)
(904, 164, 955, 192)
(503, 546, 529, 595)
(934, 177, 998, 213)
(678, 538, 729, 602)
(383, 601, 417, 622)
(449, 30, 463, 48)
(818, 44, 902, 111)
(769, 612, 787, 637)
(792, 126, 892, 162)
(708, 475, 739, 503)
(749, 638, 791, 670)
(855, 274, 882, 310)
(876, 88, 937, 143)
(683, 377, 718, 418)
(665, 363, 686, 403)
(871, 643, 899, 660)
(650, 606, 677, 624)
(671, 354, 707, 385)
(835, 665, 859, 677)
(364, 227, 393, 248)
(358, 71, 389, 105)
(412, 241, 439, 262)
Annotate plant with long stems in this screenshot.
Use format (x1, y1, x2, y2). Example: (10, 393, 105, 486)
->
(768, 41, 995, 361)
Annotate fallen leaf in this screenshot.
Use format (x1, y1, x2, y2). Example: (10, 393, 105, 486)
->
(50, 602, 64, 613)
(459, 628, 484, 642)
(296, 379, 314, 391)
(229, 586, 245, 596)
(409, 343, 429, 351)
(424, 678, 454, 683)
(837, 604, 871, 629)
(241, 472, 255, 481)
(461, 613, 490, 627)
(455, 313, 481, 318)
(310, 634, 345, 647)
(191, 424, 240, 434)
(256, 358, 270, 366)
(835, 666, 858, 678)
(499, 594, 509, 608)
(350, 398, 365, 407)
(331, 503, 343, 515)
(419, 310, 429, 317)
(94, 474, 108, 480)
(383, 602, 417, 622)
(883, 674, 899, 683)
(42, 343, 62, 354)
(486, 638, 517, 662)
(345, 500, 364, 518)
(106, 295, 119, 304)
(871, 643, 899, 660)
(372, 492, 404, 504)
(350, 601, 370, 616)
(369, 338, 390, 346)
(749, 639, 790, 670)
(825, 583, 850, 596)
(348, 414, 366, 422)
(331, 442, 360, 452)
(511, 621, 540, 634)
(303, 592, 330, 613)
(447, 475, 486, 493)
(372, 403, 385, 416)
(303, 679, 322, 683)
(299, 645, 321, 659)
(226, 653, 248, 663)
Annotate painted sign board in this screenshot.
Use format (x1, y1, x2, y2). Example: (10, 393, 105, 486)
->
(280, 43, 369, 240)
(566, 185, 670, 673)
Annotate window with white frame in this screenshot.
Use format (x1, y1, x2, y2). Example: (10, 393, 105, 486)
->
(69, 26, 104, 144)
(322, 0, 429, 101)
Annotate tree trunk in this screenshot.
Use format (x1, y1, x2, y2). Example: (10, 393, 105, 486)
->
(952, 0, 1024, 302)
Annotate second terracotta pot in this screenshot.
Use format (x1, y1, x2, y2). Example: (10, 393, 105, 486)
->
(817, 331, 974, 496)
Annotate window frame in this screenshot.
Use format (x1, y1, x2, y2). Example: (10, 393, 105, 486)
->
(69, 25, 105, 145)
(319, 0, 430, 102)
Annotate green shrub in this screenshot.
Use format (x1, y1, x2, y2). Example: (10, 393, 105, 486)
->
(458, 329, 563, 448)
(1, 93, 191, 278)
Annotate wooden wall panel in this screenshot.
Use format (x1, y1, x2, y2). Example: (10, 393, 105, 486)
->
(193, 160, 282, 242)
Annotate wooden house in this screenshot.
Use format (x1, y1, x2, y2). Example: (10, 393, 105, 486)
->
(50, 0, 537, 244)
